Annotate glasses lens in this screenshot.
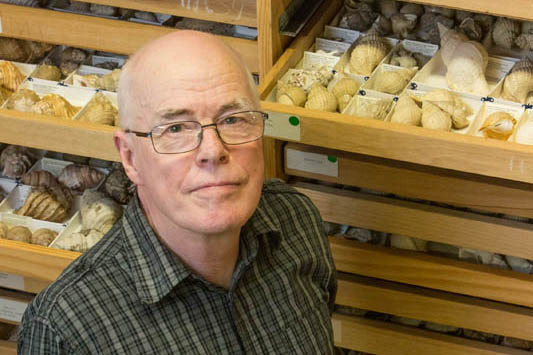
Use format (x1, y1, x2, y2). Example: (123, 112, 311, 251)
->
(217, 111, 265, 144)
(152, 121, 200, 153)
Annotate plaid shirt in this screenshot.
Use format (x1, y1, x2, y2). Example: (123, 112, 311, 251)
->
(18, 179, 337, 354)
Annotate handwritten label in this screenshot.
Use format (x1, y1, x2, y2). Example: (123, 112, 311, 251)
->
(402, 40, 439, 56)
(323, 26, 360, 43)
(264, 112, 301, 141)
(315, 38, 350, 55)
(0, 297, 27, 323)
(303, 51, 340, 71)
(286, 149, 339, 177)
(0, 273, 24, 291)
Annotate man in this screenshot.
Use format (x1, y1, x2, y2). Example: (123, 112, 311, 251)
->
(18, 30, 337, 354)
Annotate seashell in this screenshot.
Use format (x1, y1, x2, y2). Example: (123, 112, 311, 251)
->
(424, 5, 455, 19)
(390, 234, 427, 251)
(400, 3, 424, 16)
(16, 187, 70, 222)
(349, 33, 390, 76)
(58, 164, 105, 192)
(20, 170, 59, 189)
(276, 82, 307, 107)
(69, 1, 90, 12)
(304, 83, 337, 112)
(390, 55, 417, 68)
(339, 9, 378, 32)
(502, 57, 533, 104)
(505, 255, 533, 274)
(6, 226, 31, 243)
(439, 24, 490, 96)
(373, 67, 416, 95)
(459, 248, 508, 268)
(462, 329, 502, 344)
(77, 92, 117, 126)
(337, 94, 352, 113)
(6, 88, 40, 112)
(421, 89, 473, 129)
(369, 15, 392, 36)
(31, 228, 58, 246)
(353, 96, 391, 120)
(416, 13, 454, 44)
(0, 38, 53, 64)
(54, 230, 87, 252)
(458, 17, 483, 42)
(0, 61, 25, 92)
(379, 0, 398, 19)
(81, 190, 123, 234)
(391, 13, 418, 38)
(502, 337, 532, 350)
(89, 4, 117, 16)
(473, 14, 494, 35)
(421, 101, 452, 131)
(59, 61, 80, 77)
(72, 73, 100, 88)
(0, 221, 7, 238)
(104, 164, 133, 205)
(455, 10, 472, 24)
(287, 66, 333, 91)
(515, 33, 533, 50)
(390, 95, 421, 126)
(60, 47, 88, 64)
(492, 17, 520, 49)
(32, 64, 62, 81)
(97, 69, 121, 92)
(479, 112, 517, 141)
(331, 77, 359, 98)
(0, 145, 39, 178)
(134, 11, 158, 22)
(86, 229, 105, 249)
(31, 93, 80, 119)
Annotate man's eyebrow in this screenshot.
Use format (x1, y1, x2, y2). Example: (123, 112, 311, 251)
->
(157, 109, 194, 120)
(215, 100, 252, 117)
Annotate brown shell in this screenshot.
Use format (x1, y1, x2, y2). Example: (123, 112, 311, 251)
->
(20, 170, 59, 189)
(0, 61, 26, 92)
(492, 17, 520, 49)
(16, 187, 70, 222)
(479, 112, 517, 141)
(0, 38, 52, 64)
(31, 228, 58, 246)
(0, 145, 39, 178)
(58, 164, 105, 192)
(304, 84, 337, 112)
(77, 92, 117, 126)
(60, 48, 88, 64)
(0, 221, 8, 238)
(6, 88, 40, 112)
(32, 64, 62, 81)
(31, 93, 80, 119)
(6, 225, 32, 243)
(104, 164, 133, 205)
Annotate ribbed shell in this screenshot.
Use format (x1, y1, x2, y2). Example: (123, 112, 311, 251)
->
(492, 17, 520, 49)
(20, 170, 59, 189)
(332, 77, 359, 98)
(32, 64, 62, 81)
(349, 33, 390, 76)
(502, 57, 533, 104)
(479, 112, 517, 141)
(31, 228, 58, 246)
(81, 191, 123, 234)
(304, 84, 337, 112)
(373, 67, 416, 95)
(31, 93, 80, 119)
(515, 33, 533, 50)
(6, 88, 40, 112)
(15, 188, 69, 222)
(353, 97, 391, 120)
(276, 83, 307, 107)
(58, 164, 105, 192)
(0, 61, 25, 92)
(0, 145, 39, 178)
(6, 226, 31, 243)
(390, 96, 421, 126)
(77, 92, 117, 126)
(459, 17, 483, 42)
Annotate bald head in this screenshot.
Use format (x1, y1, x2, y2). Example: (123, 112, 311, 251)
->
(118, 30, 258, 129)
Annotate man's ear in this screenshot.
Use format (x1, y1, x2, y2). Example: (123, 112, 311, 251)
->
(114, 130, 142, 185)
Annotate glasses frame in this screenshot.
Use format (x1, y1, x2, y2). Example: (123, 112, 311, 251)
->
(124, 110, 269, 154)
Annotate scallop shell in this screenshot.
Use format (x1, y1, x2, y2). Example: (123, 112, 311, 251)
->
(391, 13, 418, 38)
(304, 84, 337, 112)
(77, 92, 117, 126)
(353, 96, 391, 120)
(390, 95, 421, 126)
(32, 64, 62, 81)
(479, 112, 517, 141)
(16, 188, 69, 222)
(373, 67, 417, 95)
(331, 77, 359, 98)
(502, 57, 533, 104)
(6, 225, 31, 243)
(349, 33, 390, 76)
(421, 101, 452, 131)
(0, 61, 25, 92)
(515, 33, 533, 50)
(492, 17, 520, 49)
(31, 93, 80, 119)
(31, 228, 58, 246)
(6, 88, 40, 112)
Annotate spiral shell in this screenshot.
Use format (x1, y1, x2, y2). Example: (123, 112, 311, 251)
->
(349, 33, 390, 76)
(6, 88, 40, 112)
(501, 57, 533, 104)
(390, 95, 421, 126)
(353, 96, 391, 120)
(276, 83, 307, 107)
(31, 228, 58, 246)
(0, 145, 39, 178)
(373, 67, 416, 95)
(492, 17, 520, 49)
(32, 64, 62, 81)
(58, 164, 105, 192)
(479, 112, 517, 141)
(6, 226, 31, 243)
(31, 93, 80, 119)
(77, 92, 117, 126)
(0, 61, 26, 92)
(421, 101, 452, 131)
(304, 84, 337, 112)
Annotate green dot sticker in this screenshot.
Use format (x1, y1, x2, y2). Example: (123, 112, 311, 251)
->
(289, 116, 300, 126)
(328, 156, 337, 163)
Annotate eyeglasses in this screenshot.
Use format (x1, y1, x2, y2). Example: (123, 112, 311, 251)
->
(124, 110, 268, 154)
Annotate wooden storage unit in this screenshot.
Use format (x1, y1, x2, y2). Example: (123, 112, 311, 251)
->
(0, 322, 17, 355)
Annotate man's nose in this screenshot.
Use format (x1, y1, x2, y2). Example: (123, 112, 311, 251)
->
(195, 125, 229, 164)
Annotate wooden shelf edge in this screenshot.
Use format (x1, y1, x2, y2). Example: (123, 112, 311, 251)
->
(0, 340, 16, 355)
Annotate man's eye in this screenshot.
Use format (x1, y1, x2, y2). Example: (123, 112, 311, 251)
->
(223, 116, 241, 125)
(167, 124, 183, 133)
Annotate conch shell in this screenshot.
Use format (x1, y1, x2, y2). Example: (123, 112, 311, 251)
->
(479, 112, 517, 141)
(77, 92, 117, 126)
(0, 61, 25, 92)
(373, 67, 417, 95)
(421, 101, 452, 131)
(21, 170, 60, 189)
(438, 24, 490, 96)
(492, 17, 520, 49)
(0, 145, 39, 178)
(32, 64, 62, 81)
(390, 95, 421, 126)
(58, 164, 105, 193)
(352, 96, 391, 120)
(501, 57, 533, 104)
(276, 82, 306, 107)
(31, 93, 80, 119)
(31, 228, 58, 246)
(304, 83, 337, 112)
(5, 88, 40, 112)
(349, 32, 390, 76)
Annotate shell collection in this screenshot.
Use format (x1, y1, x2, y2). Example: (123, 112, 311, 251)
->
(478, 112, 517, 140)
(77, 92, 118, 126)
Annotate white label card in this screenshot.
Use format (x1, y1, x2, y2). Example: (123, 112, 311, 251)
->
(323, 26, 360, 43)
(402, 40, 439, 56)
(264, 112, 301, 141)
(286, 149, 339, 177)
(0, 273, 24, 291)
(0, 297, 27, 323)
(315, 38, 350, 55)
(303, 52, 340, 71)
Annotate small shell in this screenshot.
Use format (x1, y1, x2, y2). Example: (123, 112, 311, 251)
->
(391, 13, 418, 38)
(0, 61, 26, 92)
(421, 89, 473, 127)
(6, 225, 32, 243)
(353, 96, 391, 120)
(373, 67, 416, 95)
(390, 234, 427, 251)
(390, 95, 421, 126)
(77, 92, 117, 126)
(502, 57, 533, 104)
(473, 14, 494, 34)
(349, 33, 390, 76)
(287, 66, 333, 91)
(0, 145, 39, 178)
(515, 33, 533, 50)
(458, 17, 483, 42)
(6, 88, 40, 112)
(421, 101, 452, 131)
(276, 83, 307, 107)
(58, 164, 105, 192)
(20, 170, 59, 189)
(331, 77, 359, 98)
(416, 13, 454, 44)
(31, 228, 58, 246)
(31, 93, 80, 119)
(32, 64, 62, 81)
(492, 17, 520, 49)
(104, 164, 133, 205)
(304, 84, 337, 112)
(479, 112, 517, 141)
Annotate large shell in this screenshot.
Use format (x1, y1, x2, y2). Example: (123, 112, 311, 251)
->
(391, 13, 418, 38)
(421, 89, 473, 128)
(479, 112, 517, 141)
(373, 67, 416, 95)
(6, 88, 40, 112)
(421, 101, 452, 131)
(77, 92, 117, 126)
(32, 64, 62, 81)
(58, 164, 105, 192)
(0, 61, 26, 92)
(0, 145, 39, 178)
(515, 33, 533, 50)
(16, 187, 70, 222)
(31, 93, 80, 119)
(81, 190, 123, 234)
(492, 17, 520, 49)
(276, 83, 307, 107)
(438, 23, 469, 66)
(353, 96, 391, 120)
(31, 228, 58, 246)
(349, 33, 390, 76)
(104, 164, 133, 205)
(501, 57, 533, 104)
(390, 95, 421, 126)
(20, 170, 59, 189)
(304, 84, 337, 112)
(6, 226, 31, 243)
